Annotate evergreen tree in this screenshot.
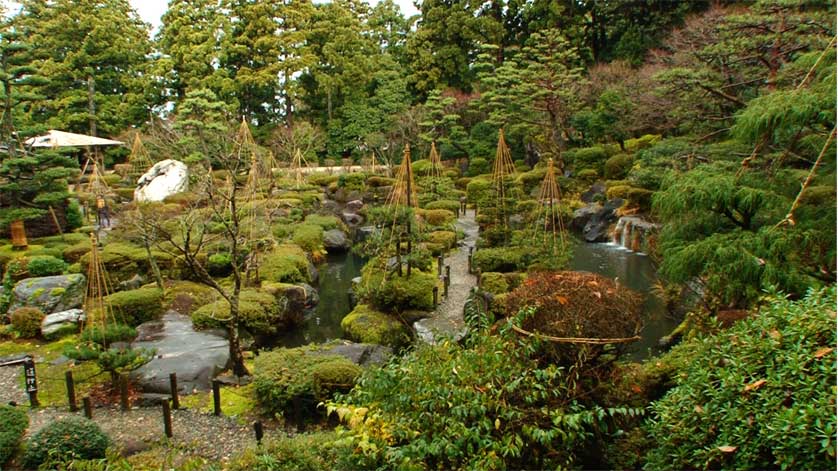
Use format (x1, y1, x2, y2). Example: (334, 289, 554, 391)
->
(0, 148, 78, 229)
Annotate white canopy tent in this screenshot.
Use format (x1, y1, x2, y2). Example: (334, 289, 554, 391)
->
(24, 130, 124, 148)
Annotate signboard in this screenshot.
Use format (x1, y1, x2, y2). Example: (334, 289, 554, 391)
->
(23, 359, 37, 393)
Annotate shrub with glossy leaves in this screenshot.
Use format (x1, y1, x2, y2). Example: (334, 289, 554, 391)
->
(645, 288, 837, 470)
(22, 416, 110, 468)
(0, 405, 28, 465)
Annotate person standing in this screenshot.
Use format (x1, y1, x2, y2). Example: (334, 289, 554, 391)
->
(96, 196, 110, 228)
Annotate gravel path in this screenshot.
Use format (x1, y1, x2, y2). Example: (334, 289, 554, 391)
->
(415, 209, 479, 343)
(0, 362, 28, 405)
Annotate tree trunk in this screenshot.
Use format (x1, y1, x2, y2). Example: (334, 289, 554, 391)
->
(227, 293, 249, 377)
(143, 238, 164, 290)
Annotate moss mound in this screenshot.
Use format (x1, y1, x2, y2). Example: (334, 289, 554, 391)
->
(104, 288, 163, 326)
(192, 289, 297, 335)
(260, 244, 311, 284)
(341, 304, 411, 348)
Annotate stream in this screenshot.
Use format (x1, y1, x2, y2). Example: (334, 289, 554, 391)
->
(570, 241, 681, 359)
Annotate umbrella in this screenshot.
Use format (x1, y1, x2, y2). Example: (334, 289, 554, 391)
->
(25, 130, 124, 148)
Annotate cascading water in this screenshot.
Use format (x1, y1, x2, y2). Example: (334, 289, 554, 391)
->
(611, 216, 659, 253)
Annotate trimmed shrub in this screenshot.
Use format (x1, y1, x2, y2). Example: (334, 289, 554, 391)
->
(292, 224, 324, 254)
(604, 153, 633, 180)
(62, 242, 91, 263)
(341, 304, 411, 348)
(254, 345, 362, 416)
(162, 281, 219, 314)
(367, 175, 395, 187)
(576, 168, 599, 182)
(646, 288, 836, 470)
(472, 247, 527, 273)
(337, 172, 367, 190)
(26, 255, 66, 277)
(260, 244, 311, 284)
(567, 146, 608, 174)
(22, 416, 110, 468)
(465, 178, 491, 206)
(0, 405, 28, 465)
(480, 272, 509, 295)
(104, 287, 163, 326)
(80, 324, 136, 345)
(417, 208, 455, 226)
(10, 307, 45, 338)
(606, 184, 653, 210)
(455, 177, 472, 190)
(424, 200, 461, 212)
(207, 253, 233, 277)
(411, 159, 432, 175)
(356, 263, 436, 311)
(307, 173, 339, 187)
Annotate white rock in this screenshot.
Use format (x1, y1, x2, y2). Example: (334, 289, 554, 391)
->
(134, 159, 189, 202)
(41, 308, 85, 337)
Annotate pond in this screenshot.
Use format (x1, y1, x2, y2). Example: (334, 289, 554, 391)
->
(570, 242, 682, 359)
(273, 251, 366, 348)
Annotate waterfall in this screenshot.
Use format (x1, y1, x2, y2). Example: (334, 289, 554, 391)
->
(621, 219, 632, 249)
(612, 218, 625, 245)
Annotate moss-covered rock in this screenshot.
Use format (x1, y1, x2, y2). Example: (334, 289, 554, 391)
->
(192, 289, 299, 335)
(79, 242, 174, 284)
(356, 262, 436, 311)
(260, 244, 311, 284)
(253, 345, 362, 417)
(292, 224, 325, 254)
(162, 281, 219, 315)
(472, 247, 527, 273)
(104, 287, 164, 326)
(341, 304, 411, 348)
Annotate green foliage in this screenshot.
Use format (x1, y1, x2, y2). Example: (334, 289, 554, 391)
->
(292, 224, 325, 254)
(424, 200, 460, 212)
(192, 289, 292, 335)
(104, 288, 163, 326)
(26, 255, 66, 277)
(337, 172, 367, 191)
(480, 272, 509, 295)
(260, 244, 311, 284)
(22, 417, 110, 469)
(304, 214, 346, 232)
(604, 153, 633, 180)
(207, 252, 232, 277)
(65, 200, 84, 230)
(472, 247, 527, 273)
(425, 231, 456, 255)
(0, 404, 28, 466)
(62, 241, 92, 263)
(467, 157, 490, 176)
(78, 324, 136, 348)
(0, 149, 78, 229)
(417, 208, 455, 227)
(356, 262, 436, 311)
(228, 431, 356, 471)
(253, 345, 362, 417)
(10, 306, 45, 338)
(566, 146, 609, 174)
(330, 330, 640, 470)
(646, 288, 837, 470)
(606, 184, 653, 211)
(341, 304, 411, 348)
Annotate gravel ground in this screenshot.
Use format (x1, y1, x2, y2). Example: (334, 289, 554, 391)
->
(0, 363, 29, 405)
(26, 405, 273, 463)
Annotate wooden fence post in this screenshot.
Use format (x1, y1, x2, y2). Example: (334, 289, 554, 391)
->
(212, 380, 222, 416)
(65, 370, 77, 412)
(83, 397, 93, 419)
(162, 400, 173, 438)
(169, 373, 180, 410)
(119, 373, 130, 411)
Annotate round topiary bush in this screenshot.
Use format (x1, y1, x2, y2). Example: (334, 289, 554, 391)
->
(26, 255, 67, 277)
(355, 263, 436, 312)
(207, 252, 233, 277)
(104, 287, 163, 326)
(341, 304, 411, 348)
(22, 416, 110, 468)
(10, 307, 45, 338)
(0, 404, 28, 466)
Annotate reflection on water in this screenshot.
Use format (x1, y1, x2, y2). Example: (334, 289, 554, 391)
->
(273, 252, 365, 348)
(570, 242, 681, 359)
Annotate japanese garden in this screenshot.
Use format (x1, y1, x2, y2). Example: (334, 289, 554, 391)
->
(0, 0, 834, 470)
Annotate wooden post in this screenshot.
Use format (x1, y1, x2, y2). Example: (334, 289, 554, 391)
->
(23, 358, 38, 408)
(162, 400, 173, 438)
(444, 276, 449, 298)
(254, 421, 264, 445)
(119, 373, 130, 411)
(212, 380, 222, 416)
(169, 373, 180, 410)
(83, 397, 93, 419)
(433, 286, 439, 308)
(437, 255, 443, 276)
(445, 265, 451, 282)
(396, 239, 403, 277)
(407, 259, 412, 277)
(65, 370, 77, 412)
(468, 255, 473, 274)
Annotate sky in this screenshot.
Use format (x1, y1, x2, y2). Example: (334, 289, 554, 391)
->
(4, 1, 421, 34)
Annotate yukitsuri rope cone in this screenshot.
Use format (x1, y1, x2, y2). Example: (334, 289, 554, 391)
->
(127, 134, 154, 180)
(531, 159, 567, 254)
(83, 233, 118, 331)
(289, 148, 310, 189)
(377, 144, 420, 280)
(427, 141, 442, 178)
(491, 129, 516, 236)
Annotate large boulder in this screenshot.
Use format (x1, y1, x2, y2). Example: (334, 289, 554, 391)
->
(571, 198, 624, 242)
(323, 229, 350, 252)
(131, 311, 229, 393)
(134, 159, 189, 202)
(41, 309, 85, 338)
(581, 181, 607, 203)
(314, 341, 392, 367)
(342, 212, 364, 228)
(11, 274, 85, 314)
(345, 199, 364, 213)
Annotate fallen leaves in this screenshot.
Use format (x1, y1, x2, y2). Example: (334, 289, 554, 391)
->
(814, 347, 833, 359)
(744, 379, 767, 392)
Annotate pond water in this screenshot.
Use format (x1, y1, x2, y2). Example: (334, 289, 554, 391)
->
(273, 252, 365, 348)
(570, 241, 681, 359)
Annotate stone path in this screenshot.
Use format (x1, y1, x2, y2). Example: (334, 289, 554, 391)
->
(415, 209, 479, 344)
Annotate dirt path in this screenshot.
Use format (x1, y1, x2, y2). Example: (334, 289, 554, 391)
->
(415, 209, 479, 344)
